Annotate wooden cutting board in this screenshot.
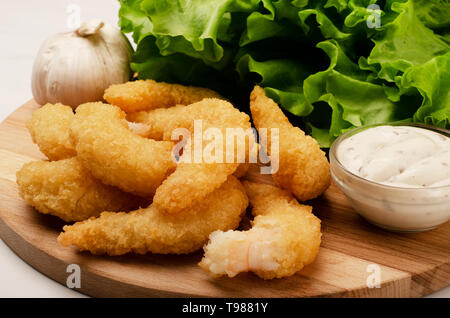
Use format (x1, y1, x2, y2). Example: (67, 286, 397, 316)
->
(0, 100, 448, 298)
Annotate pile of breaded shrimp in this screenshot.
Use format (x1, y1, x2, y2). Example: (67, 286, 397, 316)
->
(16, 80, 330, 280)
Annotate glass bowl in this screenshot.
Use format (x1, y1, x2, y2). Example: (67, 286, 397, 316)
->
(329, 122, 450, 232)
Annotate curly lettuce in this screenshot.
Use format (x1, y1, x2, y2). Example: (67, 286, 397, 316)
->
(119, 0, 450, 147)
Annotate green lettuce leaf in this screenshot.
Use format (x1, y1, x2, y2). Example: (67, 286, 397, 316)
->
(119, 0, 450, 147)
(409, 53, 450, 127)
(139, 0, 262, 63)
(132, 36, 239, 96)
(236, 54, 313, 116)
(365, 0, 449, 82)
(413, 0, 450, 30)
(303, 39, 416, 145)
(119, 0, 153, 44)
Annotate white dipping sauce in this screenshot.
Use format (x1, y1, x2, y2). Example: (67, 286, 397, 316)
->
(331, 125, 450, 231)
(337, 125, 450, 188)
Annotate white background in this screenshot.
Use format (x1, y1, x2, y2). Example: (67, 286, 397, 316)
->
(0, 1, 448, 297)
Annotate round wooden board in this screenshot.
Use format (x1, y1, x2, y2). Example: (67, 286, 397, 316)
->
(0, 100, 448, 298)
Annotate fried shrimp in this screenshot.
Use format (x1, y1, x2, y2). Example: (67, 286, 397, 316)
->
(127, 104, 186, 140)
(16, 158, 143, 222)
(140, 98, 256, 214)
(199, 181, 322, 279)
(58, 176, 248, 255)
(155, 160, 241, 214)
(27, 103, 76, 160)
(70, 103, 176, 197)
(250, 86, 330, 201)
(127, 101, 252, 179)
(232, 163, 250, 178)
(103, 79, 222, 113)
(127, 99, 251, 141)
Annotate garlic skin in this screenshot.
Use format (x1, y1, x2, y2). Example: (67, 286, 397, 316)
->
(32, 19, 133, 108)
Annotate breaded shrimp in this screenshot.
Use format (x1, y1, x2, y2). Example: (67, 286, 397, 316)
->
(16, 158, 143, 222)
(232, 163, 250, 178)
(58, 176, 248, 255)
(126, 104, 186, 140)
(127, 103, 251, 180)
(199, 181, 322, 279)
(250, 86, 330, 201)
(27, 103, 76, 160)
(155, 160, 240, 214)
(103, 79, 222, 113)
(70, 103, 176, 197)
(144, 99, 257, 214)
(127, 99, 252, 141)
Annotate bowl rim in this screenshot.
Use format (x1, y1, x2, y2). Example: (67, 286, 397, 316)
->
(329, 121, 450, 191)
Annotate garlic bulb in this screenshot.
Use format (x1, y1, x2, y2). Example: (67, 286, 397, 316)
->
(32, 19, 133, 108)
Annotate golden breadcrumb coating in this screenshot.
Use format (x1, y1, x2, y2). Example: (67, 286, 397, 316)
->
(103, 79, 222, 113)
(126, 104, 186, 140)
(199, 181, 321, 279)
(233, 163, 250, 178)
(27, 103, 76, 160)
(58, 176, 248, 255)
(250, 86, 330, 201)
(70, 103, 176, 197)
(127, 98, 252, 141)
(127, 104, 251, 179)
(154, 161, 240, 214)
(16, 158, 143, 222)
(145, 98, 256, 214)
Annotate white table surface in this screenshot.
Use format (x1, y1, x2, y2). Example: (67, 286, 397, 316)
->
(0, 1, 448, 298)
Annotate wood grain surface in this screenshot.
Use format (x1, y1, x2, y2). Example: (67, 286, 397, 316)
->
(0, 100, 448, 297)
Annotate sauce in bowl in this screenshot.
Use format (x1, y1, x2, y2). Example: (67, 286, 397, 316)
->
(337, 125, 450, 188)
(330, 124, 450, 232)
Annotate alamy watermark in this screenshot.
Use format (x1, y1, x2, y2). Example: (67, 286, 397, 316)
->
(170, 120, 279, 174)
(366, 4, 381, 29)
(366, 263, 381, 288)
(66, 3, 81, 29)
(66, 263, 81, 289)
